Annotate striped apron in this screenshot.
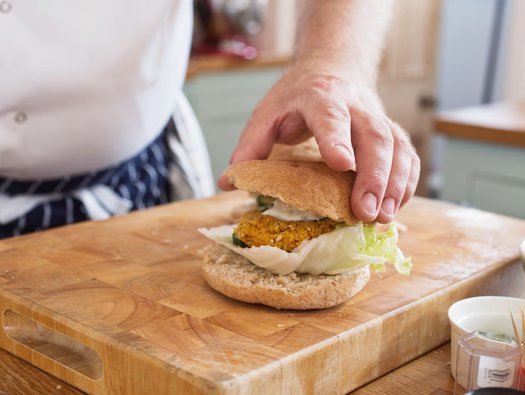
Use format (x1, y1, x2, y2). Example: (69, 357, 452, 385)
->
(0, 118, 206, 239)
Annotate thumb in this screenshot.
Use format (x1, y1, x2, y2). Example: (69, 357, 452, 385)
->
(218, 112, 277, 191)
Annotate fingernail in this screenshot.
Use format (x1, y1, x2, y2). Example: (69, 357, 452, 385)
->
(381, 197, 395, 217)
(361, 193, 378, 216)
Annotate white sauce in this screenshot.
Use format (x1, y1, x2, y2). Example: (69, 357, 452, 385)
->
(262, 199, 322, 221)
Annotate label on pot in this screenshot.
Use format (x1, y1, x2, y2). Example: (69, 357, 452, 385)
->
(477, 355, 516, 388)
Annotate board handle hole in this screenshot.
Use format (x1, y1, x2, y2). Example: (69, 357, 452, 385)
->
(2, 309, 103, 381)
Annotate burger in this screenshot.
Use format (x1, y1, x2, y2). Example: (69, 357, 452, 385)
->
(199, 159, 411, 310)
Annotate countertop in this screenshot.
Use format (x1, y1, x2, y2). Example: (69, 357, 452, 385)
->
(434, 101, 525, 147)
(186, 52, 290, 80)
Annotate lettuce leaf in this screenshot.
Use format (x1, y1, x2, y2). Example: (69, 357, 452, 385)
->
(356, 224, 412, 276)
(199, 223, 411, 276)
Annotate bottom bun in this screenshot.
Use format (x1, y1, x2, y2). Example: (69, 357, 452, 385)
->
(202, 244, 370, 310)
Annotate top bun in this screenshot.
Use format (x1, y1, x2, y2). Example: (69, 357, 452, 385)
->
(224, 159, 358, 224)
(268, 138, 323, 162)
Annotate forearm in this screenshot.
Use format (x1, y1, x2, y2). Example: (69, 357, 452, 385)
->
(294, 0, 393, 86)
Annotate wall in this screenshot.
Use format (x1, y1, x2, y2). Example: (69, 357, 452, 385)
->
(253, 0, 297, 55)
(501, 0, 525, 101)
(431, 0, 508, 194)
(435, 0, 504, 111)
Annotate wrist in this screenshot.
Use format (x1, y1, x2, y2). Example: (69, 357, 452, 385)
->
(286, 59, 377, 91)
(287, 56, 376, 90)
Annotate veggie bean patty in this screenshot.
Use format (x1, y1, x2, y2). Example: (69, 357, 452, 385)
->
(235, 210, 338, 252)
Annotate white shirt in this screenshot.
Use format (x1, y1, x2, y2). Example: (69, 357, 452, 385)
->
(0, 0, 213, 192)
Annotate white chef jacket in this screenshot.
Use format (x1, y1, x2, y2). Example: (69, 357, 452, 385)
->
(0, 0, 215, 224)
(0, 0, 213, 196)
(0, 0, 214, 223)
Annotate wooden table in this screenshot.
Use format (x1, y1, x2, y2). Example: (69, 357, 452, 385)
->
(0, 342, 455, 395)
(355, 343, 454, 394)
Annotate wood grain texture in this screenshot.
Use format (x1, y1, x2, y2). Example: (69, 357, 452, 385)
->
(0, 341, 456, 395)
(0, 347, 84, 395)
(354, 343, 454, 394)
(186, 53, 289, 80)
(435, 101, 525, 147)
(0, 191, 525, 394)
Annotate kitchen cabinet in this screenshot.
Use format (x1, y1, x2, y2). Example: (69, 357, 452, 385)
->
(184, 55, 287, 186)
(435, 101, 525, 219)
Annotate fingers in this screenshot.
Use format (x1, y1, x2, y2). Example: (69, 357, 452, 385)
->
(301, 99, 356, 172)
(350, 113, 420, 223)
(400, 152, 421, 209)
(376, 121, 415, 223)
(350, 110, 394, 222)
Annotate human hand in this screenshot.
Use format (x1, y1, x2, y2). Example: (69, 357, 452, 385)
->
(218, 65, 420, 224)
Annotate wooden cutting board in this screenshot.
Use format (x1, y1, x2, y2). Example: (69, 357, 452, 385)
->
(1, 192, 524, 394)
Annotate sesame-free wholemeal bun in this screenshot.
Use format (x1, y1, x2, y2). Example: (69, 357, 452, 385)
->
(224, 159, 358, 225)
(200, 158, 370, 310)
(202, 244, 370, 310)
(199, 155, 413, 311)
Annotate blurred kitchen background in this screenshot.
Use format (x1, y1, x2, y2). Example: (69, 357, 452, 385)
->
(185, 0, 525, 219)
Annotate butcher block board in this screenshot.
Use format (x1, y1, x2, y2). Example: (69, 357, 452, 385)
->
(1, 192, 525, 395)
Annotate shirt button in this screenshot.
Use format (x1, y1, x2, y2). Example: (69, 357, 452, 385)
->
(14, 112, 27, 123)
(0, 1, 12, 13)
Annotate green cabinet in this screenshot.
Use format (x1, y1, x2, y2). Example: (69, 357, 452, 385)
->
(440, 137, 525, 219)
(184, 68, 283, 188)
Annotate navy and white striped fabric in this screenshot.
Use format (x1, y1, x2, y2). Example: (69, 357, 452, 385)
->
(0, 119, 192, 239)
